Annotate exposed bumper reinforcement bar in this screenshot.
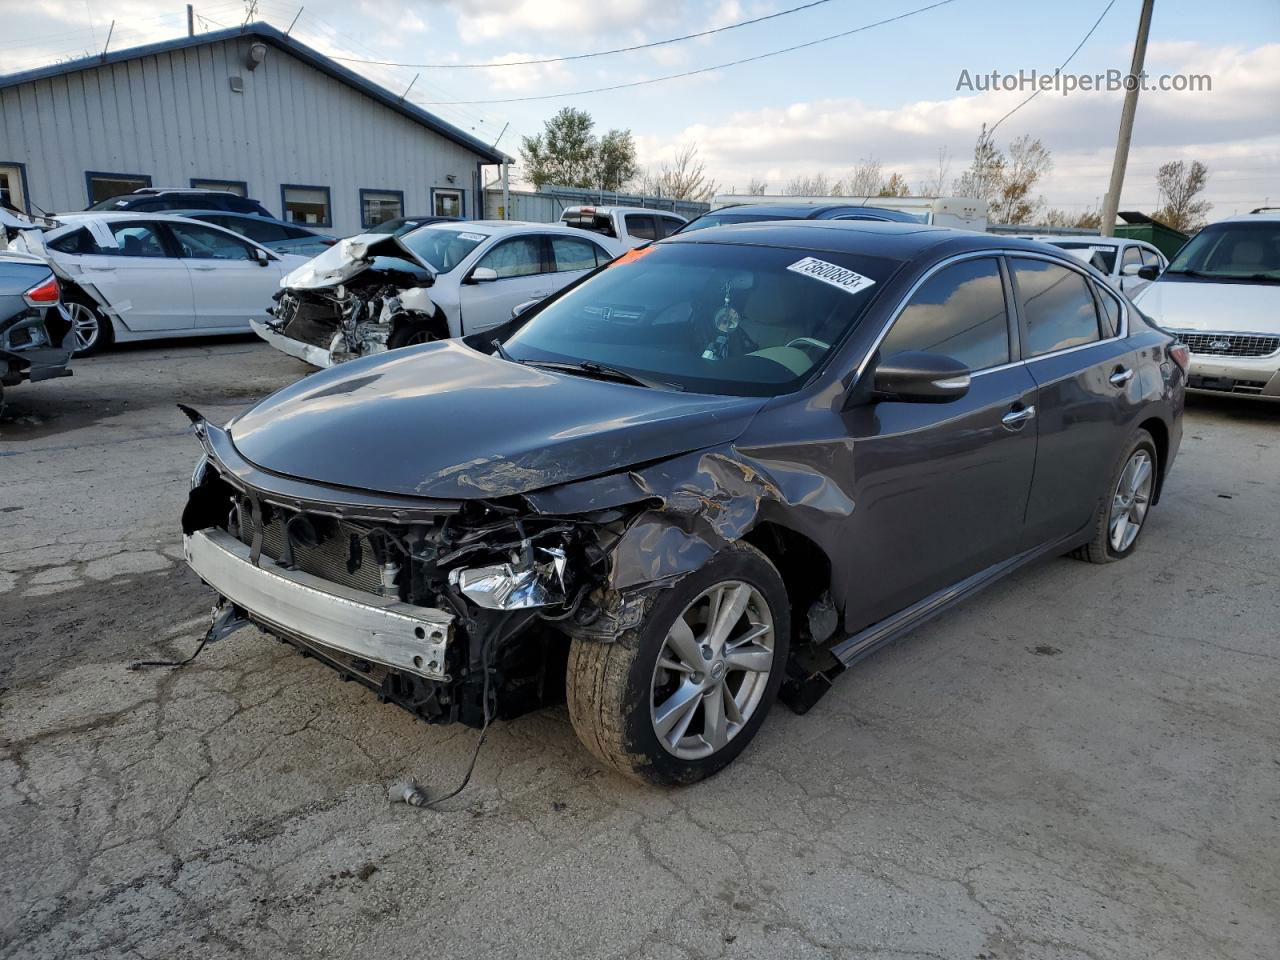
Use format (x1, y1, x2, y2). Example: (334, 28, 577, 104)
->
(184, 527, 454, 681)
(250, 318, 335, 368)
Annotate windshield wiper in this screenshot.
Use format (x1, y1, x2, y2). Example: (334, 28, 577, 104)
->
(528, 359, 684, 391)
(491, 338, 515, 362)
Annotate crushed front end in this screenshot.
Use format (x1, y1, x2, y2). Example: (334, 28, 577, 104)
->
(181, 415, 620, 727)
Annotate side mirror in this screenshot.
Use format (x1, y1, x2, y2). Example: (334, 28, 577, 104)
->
(1121, 262, 1142, 277)
(871, 351, 971, 403)
(511, 298, 540, 319)
(253, 248, 271, 266)
(467, 266, 498, 284)
(1136, 264, 1160, 281)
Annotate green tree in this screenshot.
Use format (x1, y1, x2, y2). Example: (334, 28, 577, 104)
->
(519, 107, 637, 191)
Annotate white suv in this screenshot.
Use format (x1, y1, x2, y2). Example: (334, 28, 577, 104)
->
(1133, 210, 1280, 401)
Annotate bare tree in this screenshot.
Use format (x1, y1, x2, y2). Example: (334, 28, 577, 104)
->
(917, 146, 951, 196)
(746, 176, 769, 195)
(952, 126, 1005, 204)
(878, 173, 911, 197)
(633, 143, 719, 203)
(1153, 160, 1211, 232)
(783, 172, 832, 196)
(839, 158, 884, 198)
(990, 135, 1052, 225)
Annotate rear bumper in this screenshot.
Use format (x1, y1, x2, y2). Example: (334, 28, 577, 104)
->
(250, 318, 334, 368)
(184, 527, 454, 681)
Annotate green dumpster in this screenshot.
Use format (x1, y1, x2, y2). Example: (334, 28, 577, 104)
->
(1115, 211, 1190, 260)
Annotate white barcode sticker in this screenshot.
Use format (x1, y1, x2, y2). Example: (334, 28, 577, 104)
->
(786, 257, 876, 295)
(457, 232, 487, 242)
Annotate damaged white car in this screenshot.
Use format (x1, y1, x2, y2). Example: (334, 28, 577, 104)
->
(254, 220, 624, 367)
(6, 212, 309, 354)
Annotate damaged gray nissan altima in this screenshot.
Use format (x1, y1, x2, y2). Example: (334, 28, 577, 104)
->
(180, 221, 1186, 785)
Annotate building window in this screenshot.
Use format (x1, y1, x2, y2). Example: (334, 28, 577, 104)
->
(191, 178, 248, 196)
(360, 189, 404, 228)
(281, 184, 332, 227)
(432, 188, 463, 218)
(1, 162, 28, 212)
(85, 171, 151, 206)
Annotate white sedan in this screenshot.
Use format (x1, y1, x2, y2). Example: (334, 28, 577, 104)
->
(254, 220, 626, 367)
(10, 212, 309, 354)
(1030, 235, 1169, 298)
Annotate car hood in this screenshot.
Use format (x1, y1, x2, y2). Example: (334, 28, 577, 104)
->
(1134, 277, 1280, 334)
(229, 340, 767, 500)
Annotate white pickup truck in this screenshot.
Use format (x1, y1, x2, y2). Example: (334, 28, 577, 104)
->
(559, 206, 687, 248)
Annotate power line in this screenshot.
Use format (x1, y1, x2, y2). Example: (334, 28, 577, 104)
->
(986, 0, 1118, 137)
(328, 0, 842, 69)
(413, 0, 961, 105)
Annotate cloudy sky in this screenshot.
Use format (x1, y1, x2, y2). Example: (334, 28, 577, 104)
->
(3, 0, 1277, 215)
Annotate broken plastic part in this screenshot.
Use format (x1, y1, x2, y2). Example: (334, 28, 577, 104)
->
(388, 781, 429, 806)
(448, 546, 568, 610)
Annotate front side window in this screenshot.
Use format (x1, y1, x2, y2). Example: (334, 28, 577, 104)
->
(879, 257, 1010, 371)
(361, 190, 403, 228)
(624, 215, 658, 241)
(433, 189, 463, 218)
(658, 217, 685, 238)
(477, 237, 545, 278)
(1121, 245, 1143, 269)
(104, 222, 168, 257)
(1012, 258, 1101, 357)
(282, 185, 331, 227)
(551, 235, 607, 272)
(166, 222, 255, 260)
(1053, 242, 1117, 274)
(86, 172, 151, 207)
(1166, 221, 1280, 281)
(227, 217, 288, 244)
(1140, 247, 1161, 268)
(504, 242, 897, 397)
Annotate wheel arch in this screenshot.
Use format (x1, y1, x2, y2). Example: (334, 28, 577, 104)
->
(1137, 416, 1169, 504)
(740, 521, 835, 636)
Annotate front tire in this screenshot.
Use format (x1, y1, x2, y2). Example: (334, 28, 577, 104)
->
(1071, 429, 1158, 564)
(566, 541, 790, 785)
(387, 314, 444, 349)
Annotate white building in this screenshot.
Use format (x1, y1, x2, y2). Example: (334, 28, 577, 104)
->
(0, 22, 508, 235)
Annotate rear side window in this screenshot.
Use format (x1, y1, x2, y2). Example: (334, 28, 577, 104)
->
(104, 222, 168, 257)
(232, 218, 288, 243)
(879, 257, 1010, 371)
(49, 228, 99, 254)
(1012, 258, 1101, 357)
(1095, 283, 1122, 337)
(561, 211, 616, 238)
(624, 215, 657, 241)
(550, 236, 606, 272)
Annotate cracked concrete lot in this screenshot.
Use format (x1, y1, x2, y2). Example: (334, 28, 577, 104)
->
(1, 338, 1277, 960)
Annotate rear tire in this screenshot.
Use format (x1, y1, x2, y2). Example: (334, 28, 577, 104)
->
(566, 541, 790, 785)
(1071, 429, 1158, 564)
(66, 296, 113, 356)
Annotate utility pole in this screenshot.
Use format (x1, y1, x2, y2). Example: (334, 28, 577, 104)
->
(1100, 0, 1154, 236)
(187, 4, 194, 36)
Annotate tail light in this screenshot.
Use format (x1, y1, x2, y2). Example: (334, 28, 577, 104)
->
(22, 275, 60, 307)
(1168, 341, 1191, 373)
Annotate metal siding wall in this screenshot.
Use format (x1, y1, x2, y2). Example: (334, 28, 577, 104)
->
(0, 37, 489, 231)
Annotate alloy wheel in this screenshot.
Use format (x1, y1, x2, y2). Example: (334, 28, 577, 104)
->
(1109, 449, 1153, 552)
(649, 581, 775, 760)
(67, 302, 101, 353)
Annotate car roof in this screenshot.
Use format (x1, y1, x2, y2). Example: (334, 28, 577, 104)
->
(562, 205, 685, 218)
(703, 203, 877, 218)
(1217, 210, 1280, 223)
(438, 220, 611, 236)
(1036, 235, 1127, 247)
(665, 220, 1082, 261)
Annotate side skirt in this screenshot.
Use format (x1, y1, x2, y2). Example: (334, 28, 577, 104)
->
(829, 532, 1081, 669)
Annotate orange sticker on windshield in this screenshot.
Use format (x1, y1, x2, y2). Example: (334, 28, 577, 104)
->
(609, 245, 657, 267)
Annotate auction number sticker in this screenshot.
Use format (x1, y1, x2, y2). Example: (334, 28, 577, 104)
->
(457, 232, 488, 242)
(786, 257, 875, 295)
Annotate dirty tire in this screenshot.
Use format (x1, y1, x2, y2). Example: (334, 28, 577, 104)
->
(387, 315, 443, 349)
(566, 541, 790, 786)
(1070, 428, 1158, 564)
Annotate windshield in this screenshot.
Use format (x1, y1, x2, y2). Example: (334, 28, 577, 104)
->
(1051, 242, 1117, 273)
(679, 213, 795, 233)
(503, 241, 897, 397)
(398, 224, 487, 272)
(1166, 221, 1280, 281)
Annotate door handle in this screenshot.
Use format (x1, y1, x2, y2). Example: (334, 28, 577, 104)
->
(191, 264, 217, 271)
(1001, 404, 1036, 429)
(1109, 367, 1134, 386)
